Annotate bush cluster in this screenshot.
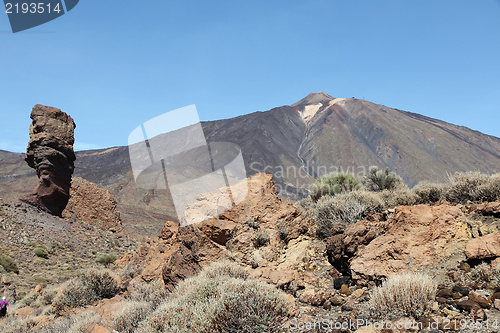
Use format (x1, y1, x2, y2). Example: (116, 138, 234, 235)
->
(310, 172, 361, 201)
(367, 272, 437, 320)
(0, 254, 19, 274)
(136, 260, 289, 333)
(52, 268, 119, 314)
(305, 169, 500, 237)
(34, 247, 49, 259)
(362, 166, 402, 191)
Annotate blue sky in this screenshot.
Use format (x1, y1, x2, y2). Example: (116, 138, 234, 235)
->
(1, 0, 499, 152)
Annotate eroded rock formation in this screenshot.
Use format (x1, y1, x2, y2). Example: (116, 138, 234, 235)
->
(20, 104, 76, 216)
(62, 177, 123, 232)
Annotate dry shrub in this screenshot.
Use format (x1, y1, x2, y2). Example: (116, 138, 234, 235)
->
(367, 273, 437, 320)
(130, 279, 169, 309)
(445, 171, 489, 203)
(316, 190, 385, 228)
(253, 229, 270, 248)
(412, 181, 445, 204)
(197, 259, 249, 280)
(136, 261, 289, 333)
(112, 301, 153, 333)
(293, 196, 315, 218)
(475, 173, 500, 202)
(470, 262, 500, 290)
(0, 317, 37, 333)
(52, 268, 119, 314)
(380, 185, 418, 208)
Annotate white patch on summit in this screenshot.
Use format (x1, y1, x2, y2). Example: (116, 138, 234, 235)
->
(300, 103, 322, 122)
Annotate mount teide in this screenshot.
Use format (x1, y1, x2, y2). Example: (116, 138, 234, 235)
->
(1, 92, 499, 235)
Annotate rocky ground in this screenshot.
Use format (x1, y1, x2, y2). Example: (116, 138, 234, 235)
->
(0, 197, 136, 300)
(0, 173, 499, 332)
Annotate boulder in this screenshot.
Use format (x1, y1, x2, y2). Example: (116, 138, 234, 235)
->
(20, 104, 76, 216)
(347, 204, 471, 281)
(62, 177, 123, 232)
(468, 290, 492, 308)
(464, 233, 500, 260)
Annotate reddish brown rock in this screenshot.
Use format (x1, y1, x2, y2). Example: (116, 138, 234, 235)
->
(120, 174, 317, 293)
(468, 290, 492, 308)
(464, 233, 500, 260)
(347, 204, 471, 281)
(62, 177, 122, 232)
(20, 105, 76, 216)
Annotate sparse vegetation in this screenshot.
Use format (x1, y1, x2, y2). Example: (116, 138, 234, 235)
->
(253, 229, 270, 248)
(380, 185, 418, 208)
(277, 222, 288, 241)
(412, 181, 444, 204)
(445, 171, 491, 203)
(366, 272, 437, 320)
(469, 262, 500, 290)
(112, 301, 153, 333)
(52, 268, 119, 314)
(246, 218, 260, 229)
(0, 254, 19, 274)
(95, 252, 118, 265)
(34, 246, 49, 259)
(362, 166, 402, 192)
(130, 279, 169, 309)
(136, 260, 289, 333)
(311, 172, 361, 201)
(316, 190, 385, 226)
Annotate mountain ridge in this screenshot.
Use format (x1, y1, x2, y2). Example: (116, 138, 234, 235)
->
(1, 93, 499, 236)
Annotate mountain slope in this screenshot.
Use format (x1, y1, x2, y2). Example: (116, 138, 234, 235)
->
(1, 93, 499, 236)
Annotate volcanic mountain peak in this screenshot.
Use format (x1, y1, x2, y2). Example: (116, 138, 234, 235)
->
(291, 91, 334, 108)
(292, 92, 335, 122)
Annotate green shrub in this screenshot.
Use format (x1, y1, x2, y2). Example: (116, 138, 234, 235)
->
(0, 254, 19, 274)
(136, 261, 289, 333)
(253, 230, 270, 248)
(367, 273, 437, 320)
(112, 301, 153, 333)
(412, 181, 445, 204)
(52, 268, 119, 314)
(310, 172, 361, 201)
(95, 253, 118, 265)
(445, 171, 489, 203)
(362, 166, 403, 192)
(34, 247, 49, 259)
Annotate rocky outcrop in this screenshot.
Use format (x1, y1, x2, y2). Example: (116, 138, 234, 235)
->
(62, 177, 123, 232)
(116, 173, 318, 292)
(327, 204, 476, 282)
(20, 104, 76, 216)
(464, 233, 500, 260)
